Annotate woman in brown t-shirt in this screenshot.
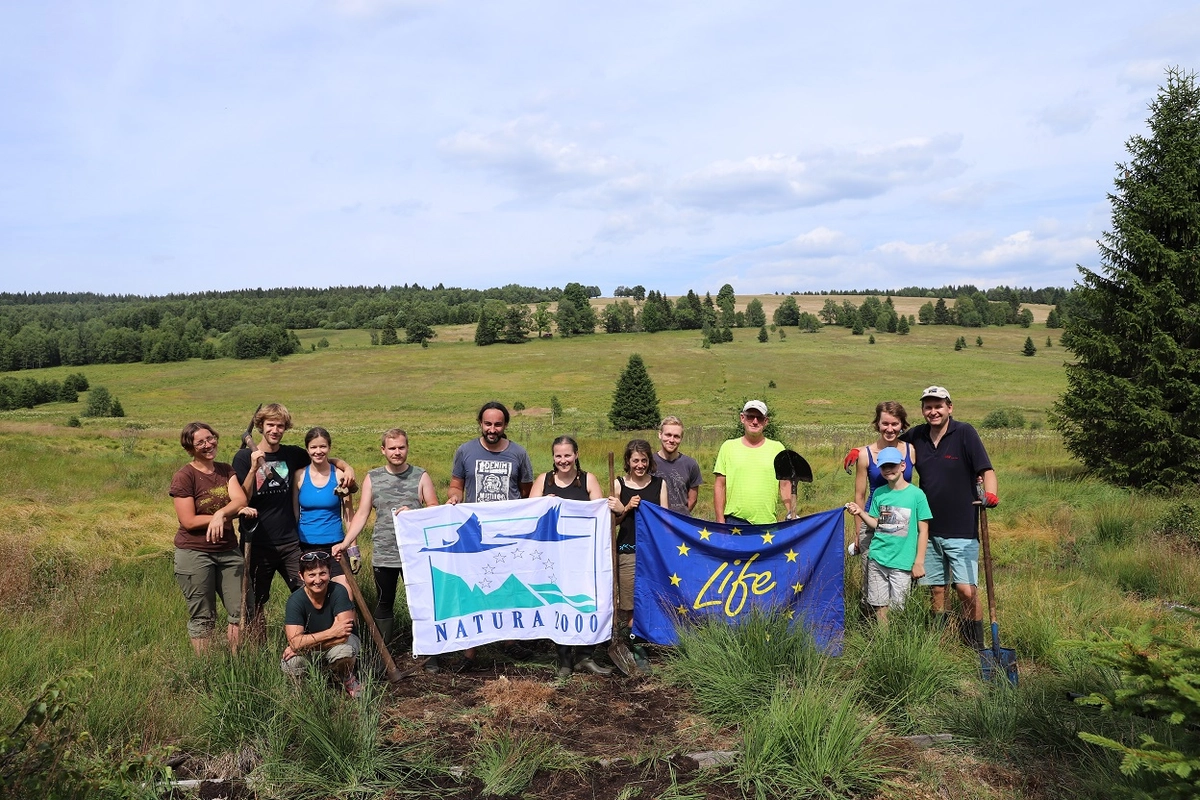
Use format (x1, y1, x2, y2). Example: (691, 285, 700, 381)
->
(170, 422, 249, 654)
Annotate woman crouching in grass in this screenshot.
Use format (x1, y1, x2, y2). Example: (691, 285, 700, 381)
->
(170, 422, 250, 654)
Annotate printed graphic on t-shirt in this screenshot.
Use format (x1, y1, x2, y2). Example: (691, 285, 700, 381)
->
(876, 505, 911, 537)
(474, 459, 513, 503)
(256, 462, 291, 496)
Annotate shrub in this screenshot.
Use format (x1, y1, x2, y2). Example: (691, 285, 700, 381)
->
(1075, 613, 1200, 799)
(66, 415, 81, 428)
(512, 401, 526, 411)
(981, 408, 1026, 429)
(84, 386, 113, 417)
(1153, 503, 1200, 548)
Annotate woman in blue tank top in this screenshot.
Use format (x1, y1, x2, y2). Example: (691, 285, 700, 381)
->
(851, 402, 916, 563)
(293, 427, 351, 592)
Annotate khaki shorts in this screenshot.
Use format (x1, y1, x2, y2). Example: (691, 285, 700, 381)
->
(280, 634, 362, 676)
(617, 554, 636, 612)
(174, 547, 243, 639)
(864, 558, 915, 609)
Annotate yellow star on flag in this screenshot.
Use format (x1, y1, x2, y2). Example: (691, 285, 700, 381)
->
(698, 528, 712, 540)
(669, 573, 682, 586)
(786, 609, 795, 620)
(730, 527, 742, 535)
(785, 549, 798, 562)
(675, 604, 688, 616)
(760, 531, 775, 544)
(677, 542, 691, 556)
(792, 581, 804, 594)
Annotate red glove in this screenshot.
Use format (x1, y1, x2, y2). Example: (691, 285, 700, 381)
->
(983, 492, 999, 508)
(842, 448, 860, 474)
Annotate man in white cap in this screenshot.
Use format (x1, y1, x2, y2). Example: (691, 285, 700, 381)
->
(713, 400, 794, 525)
(900, 385, 998, 648)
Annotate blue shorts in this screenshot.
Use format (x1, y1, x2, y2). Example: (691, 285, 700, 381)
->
(918, 536, 979, 587)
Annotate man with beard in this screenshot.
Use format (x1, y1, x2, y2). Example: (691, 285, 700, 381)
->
(653, 416, 702, 515)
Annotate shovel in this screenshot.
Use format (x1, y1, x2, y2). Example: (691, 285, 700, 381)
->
(977, 501, 1018, 685)
(773, 449, 813, 519)
(337, 552, 413, 683)
(606, 452, 638, 677)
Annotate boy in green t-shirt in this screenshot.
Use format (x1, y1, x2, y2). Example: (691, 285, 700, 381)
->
(844, 447, 931, 623)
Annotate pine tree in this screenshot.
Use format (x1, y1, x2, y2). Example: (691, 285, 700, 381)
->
(1045, 307, 1062, 329)
(976, 336, 984, 347)
(1023, 336, 1037, 357)
(954, 338, 963, 351)
(380, 323, 399, 345)
(608, 354, 661, 430)
(933, 298, 951, 324)
(757, 325, 768, 342)
(1054, 69, 1200, 488)
(897, 314, 910, 335)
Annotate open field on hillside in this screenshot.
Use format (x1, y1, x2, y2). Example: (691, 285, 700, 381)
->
(2, 320, 1196, 799)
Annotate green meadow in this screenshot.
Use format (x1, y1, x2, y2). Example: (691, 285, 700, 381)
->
(2, 315, 1197, 798)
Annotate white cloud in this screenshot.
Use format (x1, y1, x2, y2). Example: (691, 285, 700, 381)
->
(671, 136, 966, 213)
(875, 229, 1096, 270)
(439, 118, 632, 198)
(928, 182, 1007, 209)
(1036, 94, 1098, 135)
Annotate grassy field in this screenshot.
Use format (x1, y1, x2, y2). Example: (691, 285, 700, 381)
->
(1, 315, 1196, 799)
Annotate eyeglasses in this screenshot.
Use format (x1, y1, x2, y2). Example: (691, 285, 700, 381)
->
(299, 551, 331, 563)
(193, 436, 219, 448)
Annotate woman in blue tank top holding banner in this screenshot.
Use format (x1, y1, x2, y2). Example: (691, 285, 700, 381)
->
(293, 427, 352, 593)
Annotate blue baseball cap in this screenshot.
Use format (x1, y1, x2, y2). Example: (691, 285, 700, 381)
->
(876, 447, 904, 466)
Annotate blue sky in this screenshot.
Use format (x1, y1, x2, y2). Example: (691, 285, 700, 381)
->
(2, 1, 1198, 296)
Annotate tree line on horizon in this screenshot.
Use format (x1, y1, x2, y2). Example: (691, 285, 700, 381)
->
(0, 279, 1070, 373)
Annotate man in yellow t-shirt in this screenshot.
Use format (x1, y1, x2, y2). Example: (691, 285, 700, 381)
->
(713, 400, 794, 525)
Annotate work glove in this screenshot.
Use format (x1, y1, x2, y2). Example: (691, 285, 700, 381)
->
(983, 492, 999, 508)
(842, 448, 860, 474)
(346, 545, 362, 574)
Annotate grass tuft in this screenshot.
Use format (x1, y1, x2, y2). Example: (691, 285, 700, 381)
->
(468, 728, 577, 797)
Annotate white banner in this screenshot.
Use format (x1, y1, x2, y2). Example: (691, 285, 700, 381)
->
(395, 497, 613, 655)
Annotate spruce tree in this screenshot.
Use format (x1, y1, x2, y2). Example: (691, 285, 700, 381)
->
(380, 323, 399, 345)
(1023, 336, 1037, 356)
(1054, 68, 1200, 489)
(608, 354, 661, 430)
(757, 325, 769, 342)
(897, 314, 910, 335)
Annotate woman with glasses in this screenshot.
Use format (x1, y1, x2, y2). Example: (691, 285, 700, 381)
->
(170, 422, 250, 654)
(282, 550, 362, 697)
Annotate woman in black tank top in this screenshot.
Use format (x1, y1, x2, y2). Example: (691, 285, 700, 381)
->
(530, 436, 610, 678)
(610, 439, 667, 675)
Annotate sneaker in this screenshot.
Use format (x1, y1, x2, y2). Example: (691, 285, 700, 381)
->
(342, 673, 363, 698)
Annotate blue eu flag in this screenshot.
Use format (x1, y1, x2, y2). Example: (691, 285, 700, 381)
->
(632, 504, 844, 653)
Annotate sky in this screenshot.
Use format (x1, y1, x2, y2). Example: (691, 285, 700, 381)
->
(2, 1, 1199, 297)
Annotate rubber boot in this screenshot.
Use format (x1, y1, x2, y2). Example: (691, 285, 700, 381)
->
(376, 617, 395, 649)
(965, 620, 985, 649)
(556, 644, 574, 679)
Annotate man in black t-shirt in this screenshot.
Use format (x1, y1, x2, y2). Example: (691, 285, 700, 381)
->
(899, 386, 998, 648)
(233, 403, 355, 629)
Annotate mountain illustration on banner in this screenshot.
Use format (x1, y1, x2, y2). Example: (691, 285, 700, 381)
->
(429, 566, 597, 620)
(418, 504, 597, 621)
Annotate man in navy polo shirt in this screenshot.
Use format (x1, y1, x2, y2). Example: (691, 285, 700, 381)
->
(900, 386, 998, 648)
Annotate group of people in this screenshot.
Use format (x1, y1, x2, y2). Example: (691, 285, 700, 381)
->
(843, 386, 998, 645)
(168, 386, 997, 694)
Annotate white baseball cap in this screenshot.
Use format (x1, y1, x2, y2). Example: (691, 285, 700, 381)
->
(742, 400, 768, 416)
(920, 386, 951, 401)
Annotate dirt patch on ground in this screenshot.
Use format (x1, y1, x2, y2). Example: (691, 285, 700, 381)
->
(378, 646, 739, 797)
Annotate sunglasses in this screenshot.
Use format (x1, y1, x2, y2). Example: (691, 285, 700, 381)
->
(299, 551, 331, 563)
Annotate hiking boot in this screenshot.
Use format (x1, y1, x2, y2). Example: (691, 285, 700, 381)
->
(573, 656, 613, 676)
(342, 672, 363, 698)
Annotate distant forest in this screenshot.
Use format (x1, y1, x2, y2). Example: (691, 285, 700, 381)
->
(0, 282, 1071, 376)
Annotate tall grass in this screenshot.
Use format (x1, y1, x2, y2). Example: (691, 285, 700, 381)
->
(735, 678, 902, 800)
(661, 610, 824, 725)
(841, 604, 972, 733)
(468, 728, 576, 797)
(257, 677, 443, 799)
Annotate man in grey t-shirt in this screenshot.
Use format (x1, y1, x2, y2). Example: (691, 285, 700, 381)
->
(652, 415, 702, 515)
(448, 401, 534, 504)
